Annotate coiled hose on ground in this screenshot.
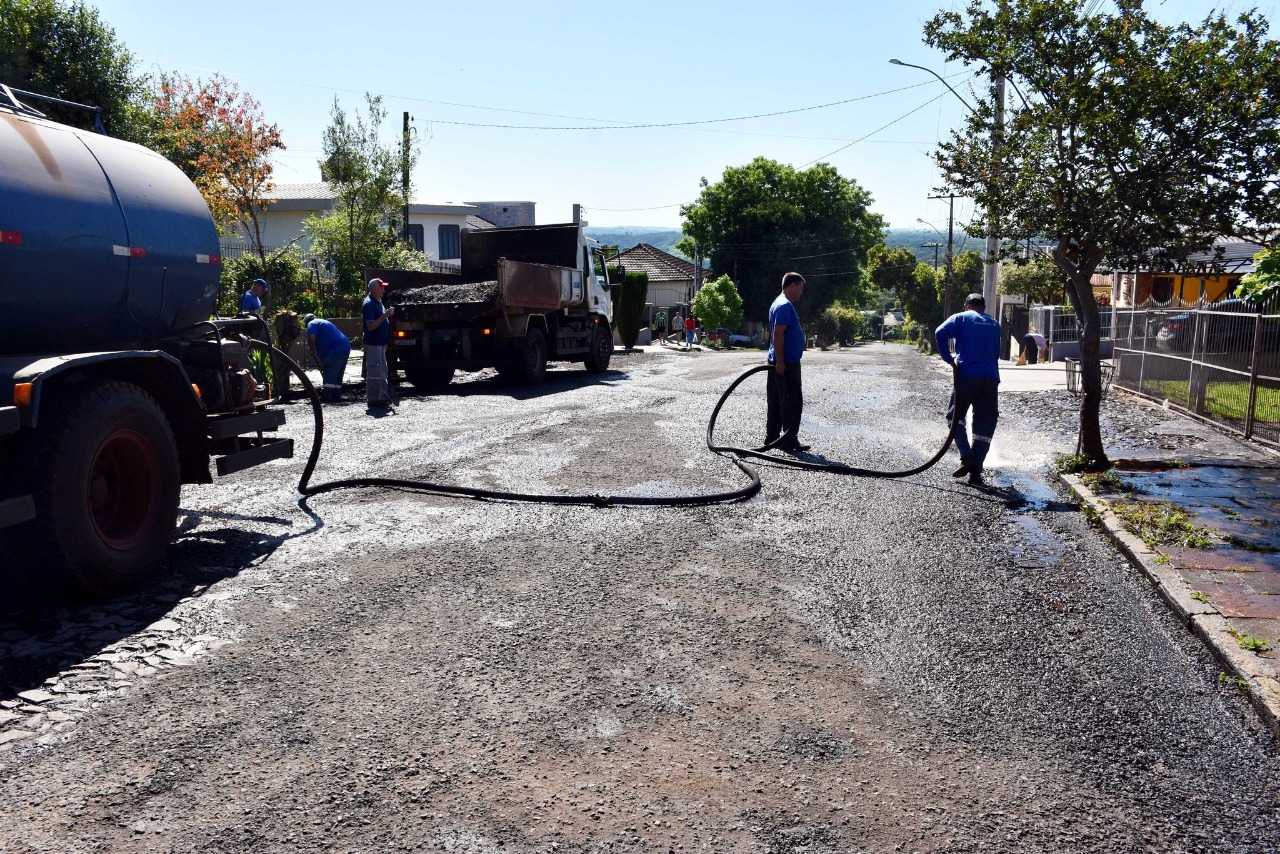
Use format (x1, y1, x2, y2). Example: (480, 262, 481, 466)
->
(254, 341, 960, 509)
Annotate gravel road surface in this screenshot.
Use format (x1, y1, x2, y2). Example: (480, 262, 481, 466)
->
(1, 344, 1276, 852)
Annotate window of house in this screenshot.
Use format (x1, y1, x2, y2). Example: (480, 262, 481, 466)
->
(438, 224, 461, 259)
(407, 224, 424, 252)
(1152, 276, 1175, 304)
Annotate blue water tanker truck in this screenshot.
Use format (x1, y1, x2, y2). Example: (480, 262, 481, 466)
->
(0, 86, 293, 594)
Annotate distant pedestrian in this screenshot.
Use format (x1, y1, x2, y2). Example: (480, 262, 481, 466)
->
(671, 312, 683, 339)
(653, 309, 667, 345)
(363, 278, 395, 410)
(1020, 327, 1046, 365)
(765, 272, 808, 453)
(935, 293, 1001, 485)
(684, 314, 696, 348)
(303, 313, 352, 402)
(240, 278, 268, 315)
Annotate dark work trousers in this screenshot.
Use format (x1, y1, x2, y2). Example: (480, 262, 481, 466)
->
(946, 376, 999, 471)
(765, 361, 804, 443)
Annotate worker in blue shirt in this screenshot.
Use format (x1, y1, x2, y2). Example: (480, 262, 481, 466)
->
(934, 293, 1001, 485)
(240, 278, 268, 314)
(765, 272, 809, 453)
(302, 314, 352, 402)
(362, 278, 395, 410)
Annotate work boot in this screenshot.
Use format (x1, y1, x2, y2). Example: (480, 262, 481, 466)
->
(967, 469, 985, 486)
(952, 463, 971, 478)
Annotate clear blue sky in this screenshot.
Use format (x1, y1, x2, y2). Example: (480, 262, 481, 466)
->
(93, 0, 1272, 232)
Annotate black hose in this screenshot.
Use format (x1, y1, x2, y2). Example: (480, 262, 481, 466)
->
(252, 340, 958, 509)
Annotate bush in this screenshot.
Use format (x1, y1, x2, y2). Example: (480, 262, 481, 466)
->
(614, 270, 649, 348)
(812, 304, 869, 348)
(219, 248, 311, 316)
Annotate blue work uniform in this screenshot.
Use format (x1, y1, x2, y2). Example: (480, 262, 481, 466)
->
(935, 308, 1002, 474)
(307, 318, 352, 401)
(766, 292, 805, 447)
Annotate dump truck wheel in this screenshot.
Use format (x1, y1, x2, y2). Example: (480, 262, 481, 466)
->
(516, 328, 548, 384)
(405, 366, 454, 389)
(584, 325, 613, 373)
(13, 382, 179, 595)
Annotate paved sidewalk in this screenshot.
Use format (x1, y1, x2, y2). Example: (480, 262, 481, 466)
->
(1000, 357, 1280, 733)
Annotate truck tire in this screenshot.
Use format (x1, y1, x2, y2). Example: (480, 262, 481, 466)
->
(405, 366, 454, 389)
(584, 324, 613, 373)
(13, 382, 180, 595)
(516, 328, 548, 384)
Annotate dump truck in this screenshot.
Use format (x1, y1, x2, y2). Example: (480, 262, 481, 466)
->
(0, 86, 292, 594)
(380, 211, 616, 387)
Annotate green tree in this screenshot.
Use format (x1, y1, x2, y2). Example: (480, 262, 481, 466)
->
(999, 253, 1067, 304)
(897, 263, 943, 351)
(949, 250, 983, 306)
(304, 94, 416, 302)
(613, 270, 649, 349)
(925, 0, 1280, 467)
(690, 275, 744, 334)
(0, 0, 152, 141)
(867, 245, 920, 302)
(678, 157, 884, 322)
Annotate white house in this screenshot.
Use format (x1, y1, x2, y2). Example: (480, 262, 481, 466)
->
(235, 182, 493, 264)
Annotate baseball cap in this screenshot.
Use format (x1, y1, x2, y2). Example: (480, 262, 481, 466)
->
(253, 278, 269, 291)
(367, 277, 389, 291)
(964, 293, 985, 306)
(302, 313, 316, 326)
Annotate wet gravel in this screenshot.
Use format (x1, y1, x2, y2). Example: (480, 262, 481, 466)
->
(388, 280, 499, 306)
(0, 344, 1277, 852)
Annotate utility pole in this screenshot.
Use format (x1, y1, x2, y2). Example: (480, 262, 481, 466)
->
(922, 242, 941, 271)
(984, 72, 1004, 314)
(925, 193, 956, 316)
(401, 112, 411, 246)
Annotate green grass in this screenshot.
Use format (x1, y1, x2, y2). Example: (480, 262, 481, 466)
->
(1081, 470, 1137, 495)
(1149, 379, 1280, 421)
(1229, 628, 1272, 653)
(1109, 499, 1215, 549)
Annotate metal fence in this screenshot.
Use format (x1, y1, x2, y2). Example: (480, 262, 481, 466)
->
(1028, 305, 1115, 360)
(1110, 305, 1280, 447)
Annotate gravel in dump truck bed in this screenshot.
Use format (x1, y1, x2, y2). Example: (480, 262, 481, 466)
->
(388, 280, 499, 306)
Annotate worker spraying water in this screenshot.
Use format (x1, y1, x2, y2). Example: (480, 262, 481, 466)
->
(934, 293, 1002, 487)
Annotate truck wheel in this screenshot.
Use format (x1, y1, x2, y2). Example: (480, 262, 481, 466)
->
(14, 382, 180, 595)
(584, 325, 613, 373)
(516, 328, 548, 384)
(405, 366, 454, 389)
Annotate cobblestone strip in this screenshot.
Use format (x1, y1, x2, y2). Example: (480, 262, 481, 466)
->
(1059, 472, 1280, 735)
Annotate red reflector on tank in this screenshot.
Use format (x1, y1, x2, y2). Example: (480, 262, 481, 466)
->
(0, 231, 21, 244)
(130, 247, 146, 257)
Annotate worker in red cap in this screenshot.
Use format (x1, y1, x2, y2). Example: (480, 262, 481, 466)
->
(362, 278, 395, 411)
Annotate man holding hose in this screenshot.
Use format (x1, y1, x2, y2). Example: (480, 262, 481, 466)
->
(935, 293, 1002, 485)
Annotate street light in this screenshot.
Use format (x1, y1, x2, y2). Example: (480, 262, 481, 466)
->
(891, 57, 1002, 315)
(888, 58, 975, 112)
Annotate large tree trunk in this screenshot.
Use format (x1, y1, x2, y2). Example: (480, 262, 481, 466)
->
(1054, 244, 1110, 470)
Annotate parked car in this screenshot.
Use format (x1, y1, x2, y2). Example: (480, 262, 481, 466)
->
(1155, 298, 1279, 353)
(713, 328, 753, 347)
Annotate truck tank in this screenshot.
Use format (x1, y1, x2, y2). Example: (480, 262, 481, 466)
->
(0, 110, 221, 355)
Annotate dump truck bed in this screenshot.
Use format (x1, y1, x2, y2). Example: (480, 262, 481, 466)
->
(386, 258, 582, 324)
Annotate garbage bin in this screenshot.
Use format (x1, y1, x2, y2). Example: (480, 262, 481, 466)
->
(1022, 332, 1040, 364)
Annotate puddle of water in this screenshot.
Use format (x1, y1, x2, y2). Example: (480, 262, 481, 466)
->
(1008, 515, 1067, 567)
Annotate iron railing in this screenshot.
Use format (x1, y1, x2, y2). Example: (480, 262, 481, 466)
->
(1110, 305, 1280, 447)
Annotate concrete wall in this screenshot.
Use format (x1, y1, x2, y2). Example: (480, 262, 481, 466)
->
(467, 201, 535, 228)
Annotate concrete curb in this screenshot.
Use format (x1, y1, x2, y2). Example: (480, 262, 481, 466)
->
(1059, 473, 1280, 736)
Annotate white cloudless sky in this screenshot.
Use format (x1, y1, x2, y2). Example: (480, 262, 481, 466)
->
(92, 0, 1272, 233)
